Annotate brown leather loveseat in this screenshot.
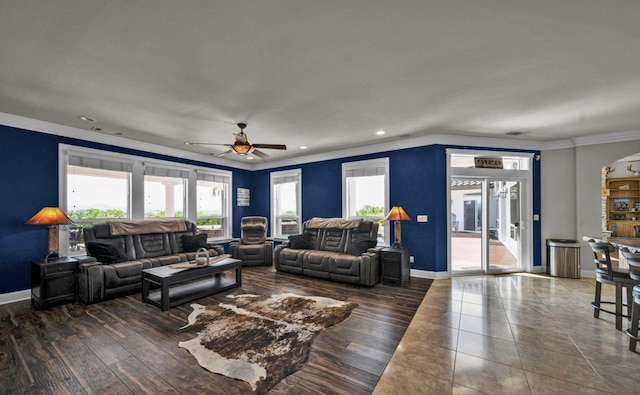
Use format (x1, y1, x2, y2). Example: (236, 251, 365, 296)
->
(78, 220, 223, 304)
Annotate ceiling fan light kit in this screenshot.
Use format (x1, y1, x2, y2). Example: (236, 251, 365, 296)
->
(187, 123, 286, 159)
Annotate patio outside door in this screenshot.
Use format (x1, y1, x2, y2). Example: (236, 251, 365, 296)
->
(450, 177, 522, 274)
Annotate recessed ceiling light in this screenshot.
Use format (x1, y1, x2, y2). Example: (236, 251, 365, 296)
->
(78, 116, 97, 122)
(247, 156, 254, 160)
(506, 131, 527, 136)
(300, 146, 308, 150)
(376, 130, 386, 135)
(114, 132, 123, 136)
(184, 142, 194, 145)
(90, 126, 102, 131)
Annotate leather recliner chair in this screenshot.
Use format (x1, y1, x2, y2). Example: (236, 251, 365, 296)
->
(230, 216, 273, 266)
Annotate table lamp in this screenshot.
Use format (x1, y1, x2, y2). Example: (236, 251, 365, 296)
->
(385, 206, 411, 248)
(26, 207, 74, 261)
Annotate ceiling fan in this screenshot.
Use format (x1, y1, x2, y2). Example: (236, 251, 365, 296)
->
(185, 123, 287, 158)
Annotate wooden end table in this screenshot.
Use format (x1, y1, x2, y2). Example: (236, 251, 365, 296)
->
(31, 257, 78, 309)
(141, 257, 242, 311)
(380, 247, 410, 286)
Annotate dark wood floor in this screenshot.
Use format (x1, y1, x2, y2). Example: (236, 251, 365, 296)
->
(0, 267, 432, 394)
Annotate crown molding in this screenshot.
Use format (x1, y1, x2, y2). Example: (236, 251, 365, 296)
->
(4, 111, 640, 172)
(0, 112, 254, 171)
(252, 133, 549, 170)
(572, 129, 640, 146)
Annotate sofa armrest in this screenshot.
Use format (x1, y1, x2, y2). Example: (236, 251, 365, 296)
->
(207, 244, 225, 256)
(359, 249, 381, 286)
(78, 261, 104, 304)
(75, 255, 97, 266)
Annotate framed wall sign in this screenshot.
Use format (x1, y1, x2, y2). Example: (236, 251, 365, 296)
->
(474, 157, 503, 169)
(237, 188, 250, 206)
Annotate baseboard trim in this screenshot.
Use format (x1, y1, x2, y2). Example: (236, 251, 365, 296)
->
(410, 269, 450, 280)
(580, 270, 596, 279)
(0, 289, 30, 306)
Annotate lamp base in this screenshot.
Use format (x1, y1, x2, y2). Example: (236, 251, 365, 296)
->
(46, 225, 62, 262)
(393, 220, 403, 249)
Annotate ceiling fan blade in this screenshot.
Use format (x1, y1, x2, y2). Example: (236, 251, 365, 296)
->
(186, 142, 232, 147)
(252, 144, 287, 150)
(216, 150, 234, 157)
(251, 149, 270, 159)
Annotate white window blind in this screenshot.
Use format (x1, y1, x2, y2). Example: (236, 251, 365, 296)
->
(197, 171, 230, 184)
(68, 154, 133, 172)
(144, 165, 189, 178)
(344, 166, 386, 178)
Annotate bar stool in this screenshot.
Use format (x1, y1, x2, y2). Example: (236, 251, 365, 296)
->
(587, 240, 634, 330)
(621, 250, 640, 351)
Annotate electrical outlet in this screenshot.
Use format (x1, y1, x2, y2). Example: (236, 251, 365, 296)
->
(417, 215, 428, 222)
(533, 214, 540, 221)
(410, 255, 415, 263)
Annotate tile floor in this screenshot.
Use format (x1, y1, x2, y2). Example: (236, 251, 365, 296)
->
(373, 274, 640, 394)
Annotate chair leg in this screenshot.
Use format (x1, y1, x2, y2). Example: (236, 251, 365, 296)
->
(626, 285, 633, 318)
(594, 282, 602, 319)
(630, 300, 640, 352)
(616, 283, 623, 330)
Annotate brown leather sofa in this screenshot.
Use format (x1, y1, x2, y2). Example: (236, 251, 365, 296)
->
(274, 218, 381, 286)
(78, 220, 223, 304)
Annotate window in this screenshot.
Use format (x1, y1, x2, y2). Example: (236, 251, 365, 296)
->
(342, 158, 389, 244)
(271, 169, 301, 238)
(450, 153, 530, 170)
(60, 145, 233, 256)
(196, 171, 231, 239)
(65, 153, 133, 254)
(143, 165, 189, 219)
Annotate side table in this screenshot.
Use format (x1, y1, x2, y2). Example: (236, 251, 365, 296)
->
(381, 247, 410, 286)
(31, 257, 78, 309)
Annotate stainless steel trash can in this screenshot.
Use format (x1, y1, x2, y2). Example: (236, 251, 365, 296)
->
(546, 239, 580, 278)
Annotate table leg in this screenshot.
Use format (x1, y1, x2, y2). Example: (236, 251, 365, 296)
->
(142, 276, 150, 303)
(236, 263, 242, 287)
(161, 279, 170, 311)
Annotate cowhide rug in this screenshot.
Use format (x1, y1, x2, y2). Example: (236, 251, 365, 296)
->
(178, 293, 357, 394)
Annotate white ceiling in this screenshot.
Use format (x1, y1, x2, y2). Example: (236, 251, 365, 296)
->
(2, 1, 640, 163)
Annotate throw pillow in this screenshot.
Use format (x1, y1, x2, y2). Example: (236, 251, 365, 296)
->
(182, 233, 208, 252)
(288, 232, 314, 249)
(85, 241, 127, 264)
(348, 238, 377, 256)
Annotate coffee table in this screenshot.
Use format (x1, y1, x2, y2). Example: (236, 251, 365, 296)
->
(141, 257, 242, 311)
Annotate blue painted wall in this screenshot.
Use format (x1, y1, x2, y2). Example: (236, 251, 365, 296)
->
(0, 124, 541, 294)
(255, 144, 541, 273)
(0, 125, 252, 293)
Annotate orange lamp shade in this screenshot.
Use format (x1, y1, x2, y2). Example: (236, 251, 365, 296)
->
(26, 207, 74, 225)
(384, 206, 411, 222)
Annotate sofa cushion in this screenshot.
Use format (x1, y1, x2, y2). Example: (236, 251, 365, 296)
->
(86, 241, 127, 264)
(134, 233, 172, 258)
(330, 254, 362, 276)
(181, 233, 208, 252)
(240, 217, 268, 245)
(288, 232, 314, 249)
(319, 229, 348, 252)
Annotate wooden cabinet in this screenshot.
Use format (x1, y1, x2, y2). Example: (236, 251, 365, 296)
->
(31, 257, 78, 309)
(380, 247, 410, 286)
(606, 177, 640, 237)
